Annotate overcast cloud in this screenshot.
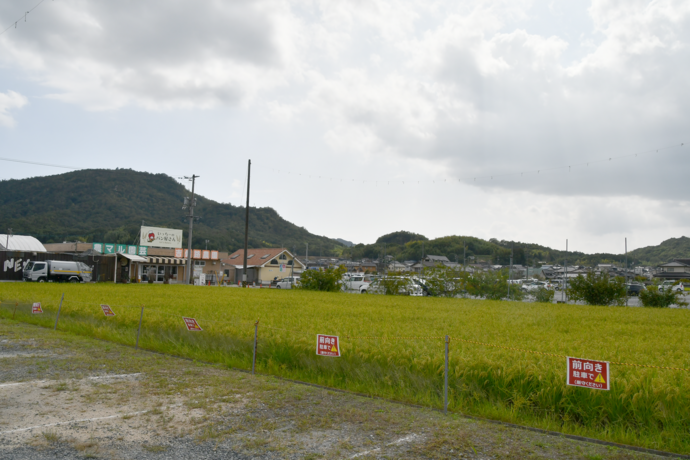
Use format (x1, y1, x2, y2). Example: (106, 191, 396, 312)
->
(0, 0, 688, 253)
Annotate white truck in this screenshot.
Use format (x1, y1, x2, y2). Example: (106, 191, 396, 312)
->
(23, 260, 92, 283)
(342, 274, 371, 293)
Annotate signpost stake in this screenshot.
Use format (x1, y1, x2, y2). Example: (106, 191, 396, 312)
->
(13, 302, 18, 319)
(444, 335, 449, 415)
(135, 306, 144, 349)
(252, 320, 259, 374)
(54, 293, 64, 330)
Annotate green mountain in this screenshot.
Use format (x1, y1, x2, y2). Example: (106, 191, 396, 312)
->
(345, 232, 687, 267)
(0, 169, 342, 255)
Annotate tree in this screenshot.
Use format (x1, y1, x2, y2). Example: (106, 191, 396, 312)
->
(466, 270, 524, 301)
(378, 274, 417, 295)
(422, 266, 467, 297)
(566, 272, 627, 306)
(298, 265, 347, 292)
(533, 287, 555, 304)
(104, 227, 132, 244)
(639, 286, 689, 308)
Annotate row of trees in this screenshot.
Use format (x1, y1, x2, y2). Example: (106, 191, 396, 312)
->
(299, 265, 688, 308)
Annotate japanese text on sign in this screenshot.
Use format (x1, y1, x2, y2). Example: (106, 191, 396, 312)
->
(567, 357, 610, 391)
(100, 304, 116, 317)
(32, 302, 43, 314)
(183, 317, 202, 331)
(316, 334, 340, 357)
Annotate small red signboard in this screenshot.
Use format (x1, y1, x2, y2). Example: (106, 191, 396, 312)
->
(31, 302, 43, 314)
(567, 357, 610, 391)
(100, 304, 116, 317)
(183, 317, 203, 331)
(316, 334, 340, 357)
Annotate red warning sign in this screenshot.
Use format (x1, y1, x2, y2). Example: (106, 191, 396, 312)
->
(316, 334, 340, 357)
(567, 357, 610, 391)
(100, 304, 116, 317)
(183, 317, 202, 331)
(31, 302, 43, 314)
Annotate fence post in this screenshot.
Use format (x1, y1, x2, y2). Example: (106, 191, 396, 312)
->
(252, 320, 259, 374)
(13, 302, 18, 319)
(135, 306, 144, 350)
(54, 293, 64, 330)
(444, 335, 449, 415)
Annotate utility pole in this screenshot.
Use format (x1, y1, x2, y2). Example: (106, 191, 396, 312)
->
(182, 175, 199, 285)
(5, 228, 12, 251)
(242, 160, 251, 287)
(463, 241, 466, 272)
(508, 244, 513, 299)
(305, 243, 309, 270)
(625, 237, 628, 306)
(564, 239, 568, 303)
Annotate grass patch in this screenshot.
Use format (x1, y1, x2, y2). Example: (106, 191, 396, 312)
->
(2, 283, 690, 454)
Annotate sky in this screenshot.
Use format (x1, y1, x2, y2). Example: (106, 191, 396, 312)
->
(1, 0, 689, 254)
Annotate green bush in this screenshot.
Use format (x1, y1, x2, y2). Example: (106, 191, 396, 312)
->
(566, 272, 627, 306)
(466, 270, 524, 301)
(378, 275, 416, 295)
(639, 286, 689, 308)
(533, 287, 555, 303)
(298, 265, 347, 292)
(422, 266, 467, 297)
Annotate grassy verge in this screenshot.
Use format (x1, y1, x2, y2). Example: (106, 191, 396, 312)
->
(1, 283, 689, 454)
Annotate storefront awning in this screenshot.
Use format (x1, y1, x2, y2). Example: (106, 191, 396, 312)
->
(119, 254, 148, 263)
(147, 256, 186, 265)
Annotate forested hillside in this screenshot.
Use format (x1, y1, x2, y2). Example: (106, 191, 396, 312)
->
(0, 169, 342, 255)
(345, 231, 687, 267)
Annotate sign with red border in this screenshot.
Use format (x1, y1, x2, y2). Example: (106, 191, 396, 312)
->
(100, 304, 116, 317)
(183, 317, 202, 331)
(567, 357, 610, 390)
(316, 334, 340, 357)
(31, 302, 43, 314)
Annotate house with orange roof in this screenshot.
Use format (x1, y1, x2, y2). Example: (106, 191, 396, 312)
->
(221, 248, 305, 285)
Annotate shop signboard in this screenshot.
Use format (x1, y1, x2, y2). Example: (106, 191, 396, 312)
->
(92, 243, 104, 253)
(139, 226, 183, 249)
(116, 244, 127, 254)
(32, 302, 43, 314)
(176, 249, 220, 260)
(104, 244, 115, 254)
(138, 246, 148, 256)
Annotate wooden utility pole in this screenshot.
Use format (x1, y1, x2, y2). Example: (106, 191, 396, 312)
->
(242, 160, 251, 287)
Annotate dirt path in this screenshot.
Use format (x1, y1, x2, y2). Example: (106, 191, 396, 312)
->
(0, 319, 678, 459)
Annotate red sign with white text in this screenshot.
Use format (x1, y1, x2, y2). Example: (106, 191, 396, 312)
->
(32, 302, 43, 314)
(567, 357, 610, 391)
(100, 304, 116, 317)
(316, 334, 340, 357)
(183, 317, 203, 331)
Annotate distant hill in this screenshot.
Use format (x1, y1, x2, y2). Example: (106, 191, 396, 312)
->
(335, 238, 354, 247)
(0, 169, 342, 255)
(628, 237, 690, 265)
(346, 234, 688, 267)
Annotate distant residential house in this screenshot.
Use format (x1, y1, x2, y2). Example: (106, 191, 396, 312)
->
(388, 261, 407, 272)
(221, 248, 305, 285)
(656, 260, 690, 280)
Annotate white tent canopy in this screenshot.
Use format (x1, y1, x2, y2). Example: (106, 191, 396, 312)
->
(0, 234, 47, 252)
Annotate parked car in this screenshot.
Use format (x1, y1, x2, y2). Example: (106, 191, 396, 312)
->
(274, 276, 300, 289)
(626, 283, 646, 296)
(23, 260, 92, 283)
(342, 274, 371, 293)
(658, 280, 684, 292)
(522, 280, 555, 292)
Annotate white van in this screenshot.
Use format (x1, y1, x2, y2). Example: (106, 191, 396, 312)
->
(23, 260, 92, 283)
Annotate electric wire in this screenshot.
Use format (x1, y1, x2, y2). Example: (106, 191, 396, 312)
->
(0, 0, 47, 37)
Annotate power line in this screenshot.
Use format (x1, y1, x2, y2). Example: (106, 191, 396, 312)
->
(0, 0, 47, 37)
(268, 143, 685, 185)
(0, 156, 79, 170)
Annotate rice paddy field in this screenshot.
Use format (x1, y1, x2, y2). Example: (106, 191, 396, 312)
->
(1, 283, 690, 455)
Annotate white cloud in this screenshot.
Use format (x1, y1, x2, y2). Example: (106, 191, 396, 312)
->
(0, 90, 28, 127)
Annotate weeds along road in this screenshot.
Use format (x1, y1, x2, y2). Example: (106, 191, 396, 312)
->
(0, 319, 677, 460)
